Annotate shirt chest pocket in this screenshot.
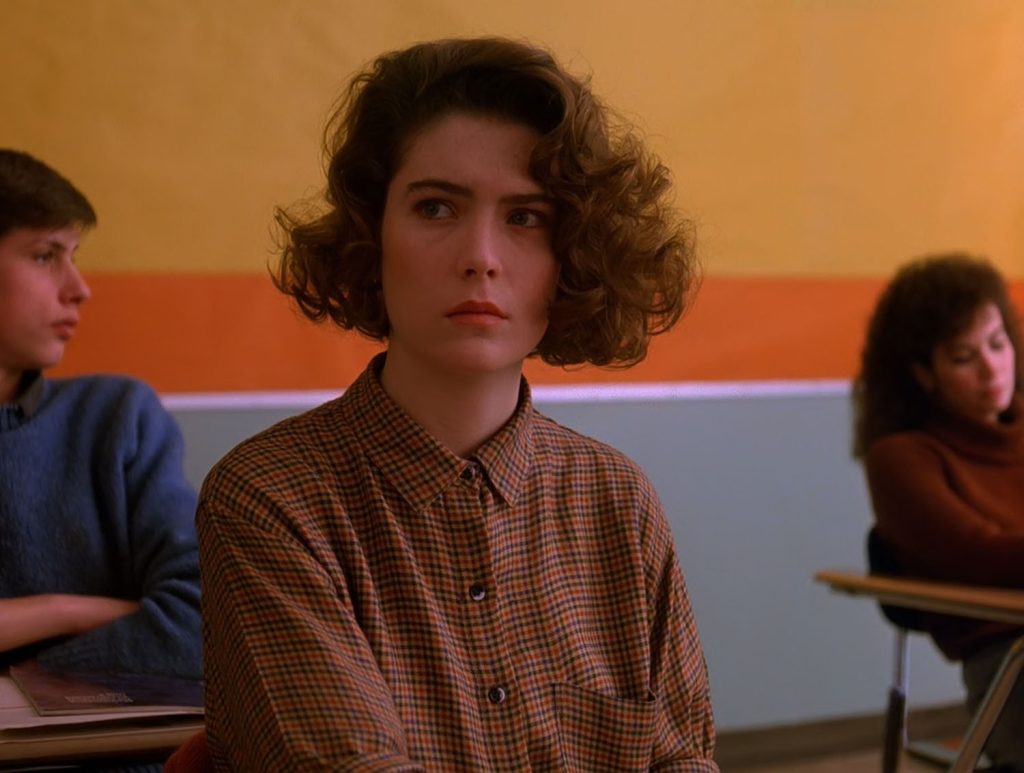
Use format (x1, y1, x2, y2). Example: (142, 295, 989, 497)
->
(552, 682, 657, 772)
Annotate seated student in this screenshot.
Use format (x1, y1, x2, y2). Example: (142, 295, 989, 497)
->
(853, 253, 1024, 771)
(0, 149, 202, 682)
(196, 36, 718, 771)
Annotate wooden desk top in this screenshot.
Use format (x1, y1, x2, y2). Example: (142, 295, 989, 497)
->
(814, 569, 1024, 627)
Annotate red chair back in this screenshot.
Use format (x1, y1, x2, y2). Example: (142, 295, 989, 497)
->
(164, 728, 212, 773)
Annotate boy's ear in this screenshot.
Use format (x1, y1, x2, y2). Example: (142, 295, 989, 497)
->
(911, 362, 935, 392)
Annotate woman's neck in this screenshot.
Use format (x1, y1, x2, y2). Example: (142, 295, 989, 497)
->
(379, 351, 522, 458)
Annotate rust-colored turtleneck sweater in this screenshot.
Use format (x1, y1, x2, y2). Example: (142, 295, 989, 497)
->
(865, 395, 1024, 660)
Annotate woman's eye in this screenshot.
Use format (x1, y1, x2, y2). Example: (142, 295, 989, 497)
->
(508, 209, 546, 228)
(949, 351, 975, 365)
(415, 199, 453, 219)
(33, 250, 56, 263)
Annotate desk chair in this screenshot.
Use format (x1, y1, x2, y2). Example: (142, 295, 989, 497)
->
(866, 528, 988, 772)
(816, 532, 1024, 773)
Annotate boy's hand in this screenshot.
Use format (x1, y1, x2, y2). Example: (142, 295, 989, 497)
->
(58, 595, 140, 635)
(0, 594, 139, 653)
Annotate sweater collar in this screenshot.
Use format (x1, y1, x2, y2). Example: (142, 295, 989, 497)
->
(16, 371, 45, 417)
(0, 371, 46, 431)
(927, 393, 1024, 462)
(341, 353, 534, 513)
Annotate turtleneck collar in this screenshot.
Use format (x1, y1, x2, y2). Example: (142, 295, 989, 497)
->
(926, 392, 1024, 463)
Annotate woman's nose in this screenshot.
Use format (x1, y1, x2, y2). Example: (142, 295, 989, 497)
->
(459, 219, 500, 278)
(978, 351, 998, 379)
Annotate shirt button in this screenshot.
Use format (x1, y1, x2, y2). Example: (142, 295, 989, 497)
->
(469, 583, 487, 602)
(487, 686, 507, 705)
(460, 465, 476, 481)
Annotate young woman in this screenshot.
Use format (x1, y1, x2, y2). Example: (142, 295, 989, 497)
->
(853, 253, 1024, 770)
(0, 150, 202, 681)
(197, 37, 717, 771)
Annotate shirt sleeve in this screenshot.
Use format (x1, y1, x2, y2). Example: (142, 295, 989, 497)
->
(36, 381, 202, 679)
(866, 435, 1024, 588)
(197, 460, 425, 772)
(640, 486, 719, 772)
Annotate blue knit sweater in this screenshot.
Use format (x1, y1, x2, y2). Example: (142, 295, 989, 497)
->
(0, 375, 202, 680)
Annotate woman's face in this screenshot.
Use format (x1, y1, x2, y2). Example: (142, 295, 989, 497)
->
(378, 112, 558, 381)
(913, 302, 1017, 424)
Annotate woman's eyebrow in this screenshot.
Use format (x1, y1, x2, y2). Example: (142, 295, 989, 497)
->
(406, 178, 471, 196)
(405, 178, 550, 205)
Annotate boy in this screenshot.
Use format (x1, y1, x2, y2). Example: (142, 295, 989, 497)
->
(0, 150, 201, 681)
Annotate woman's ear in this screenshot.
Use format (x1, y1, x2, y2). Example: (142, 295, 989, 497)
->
(911, 362, 935, 393)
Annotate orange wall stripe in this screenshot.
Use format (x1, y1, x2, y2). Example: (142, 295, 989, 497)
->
(50, 274, 1024, 392)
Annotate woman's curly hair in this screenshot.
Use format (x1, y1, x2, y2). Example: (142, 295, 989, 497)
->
(273, 36, 696, 367)
(851, 253, 1023, 458)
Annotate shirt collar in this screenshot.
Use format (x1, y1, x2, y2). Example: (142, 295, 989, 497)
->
(343, 353, 534, 512)
(471, 381, 534, 507)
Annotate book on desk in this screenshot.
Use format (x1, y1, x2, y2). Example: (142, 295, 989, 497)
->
(0, 662, 203, 765)
(9, 661, 202, 717)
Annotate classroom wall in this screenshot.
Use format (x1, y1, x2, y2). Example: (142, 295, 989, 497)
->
(5, 0, 1023, 389)
(7, 0, 1021, 733)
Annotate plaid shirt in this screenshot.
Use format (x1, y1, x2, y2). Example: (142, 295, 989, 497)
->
(198, 356, 717, 771)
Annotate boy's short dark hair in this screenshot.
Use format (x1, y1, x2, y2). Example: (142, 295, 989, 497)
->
(0, 149, 96, 238)
(274, 36, 698, 368)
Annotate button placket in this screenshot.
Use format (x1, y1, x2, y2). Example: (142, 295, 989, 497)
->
(449, 462, 514, 725)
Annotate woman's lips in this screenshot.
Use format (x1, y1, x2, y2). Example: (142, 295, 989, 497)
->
(445, 301, 507, 325)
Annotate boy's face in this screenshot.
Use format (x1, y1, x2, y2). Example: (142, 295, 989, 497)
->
(379, 112, 558, 380)
(0, 225, 91, 380)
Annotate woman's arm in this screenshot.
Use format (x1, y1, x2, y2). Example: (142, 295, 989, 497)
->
(866, 435, 1024, 587)
(0, 595, 138, 654)
(638, 484, 719, 771)
(198, 475, 422, 772)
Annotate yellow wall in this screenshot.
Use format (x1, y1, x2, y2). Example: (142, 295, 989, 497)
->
(5, 0, 1023, 388)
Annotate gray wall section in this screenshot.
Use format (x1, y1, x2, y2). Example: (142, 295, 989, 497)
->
(169, 389, 964, 732)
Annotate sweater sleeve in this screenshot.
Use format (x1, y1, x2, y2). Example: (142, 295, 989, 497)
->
(865, 434, 1024, 588)
(36, 380, 202, 679)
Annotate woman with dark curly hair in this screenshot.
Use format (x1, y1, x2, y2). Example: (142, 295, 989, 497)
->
(854, 253, 1024, 770)
(193, 37, 716, 771)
